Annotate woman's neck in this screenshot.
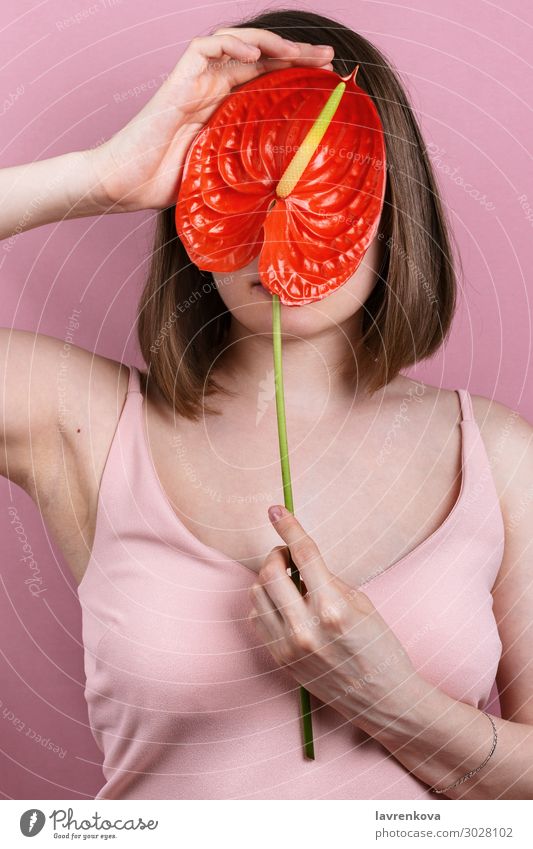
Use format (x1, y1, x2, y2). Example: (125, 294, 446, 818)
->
(214, 310, 374, 415)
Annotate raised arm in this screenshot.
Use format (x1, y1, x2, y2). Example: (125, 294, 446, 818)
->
(0, 28, 334, 241)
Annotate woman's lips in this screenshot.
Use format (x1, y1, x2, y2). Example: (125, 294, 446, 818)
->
(251, 281, 271, 297)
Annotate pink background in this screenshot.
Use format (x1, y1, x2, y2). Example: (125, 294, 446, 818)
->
(1, 0, 531, 799)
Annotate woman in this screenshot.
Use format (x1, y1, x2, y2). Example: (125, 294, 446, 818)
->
(1, 8, 532, 800)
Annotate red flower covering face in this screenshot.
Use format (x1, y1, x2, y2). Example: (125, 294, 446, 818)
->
(175, 65, 387, 306)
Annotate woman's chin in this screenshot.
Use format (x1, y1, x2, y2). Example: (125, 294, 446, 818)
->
(230, 298, 337, 339)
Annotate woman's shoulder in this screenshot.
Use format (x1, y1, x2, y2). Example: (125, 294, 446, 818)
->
(393, 376, 533, 523)
(465, 393, 533, 595)
(387, 374, 532, 464)
(463, 389, 532, 475)
(50, 341, 131, 437)
(468, 392, 533, 520)
(389, 375, 531, 433)
(0, 329, 131, 479)
(383, 374, 461, 427)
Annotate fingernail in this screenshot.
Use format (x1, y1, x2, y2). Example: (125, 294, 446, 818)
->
(316, 44, 334, 51)
(268, 505, 288, 522)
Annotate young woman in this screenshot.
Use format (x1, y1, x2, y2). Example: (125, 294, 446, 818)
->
(1, 9, 532, 800)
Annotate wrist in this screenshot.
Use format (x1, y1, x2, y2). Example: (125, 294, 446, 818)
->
(80, 139, 155, 215)
(353, 672, 436, 746)
(67, 147, 118, 217)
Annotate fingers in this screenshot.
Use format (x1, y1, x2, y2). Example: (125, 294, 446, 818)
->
(253, 545, 306, 631)
(178, 30, 335, 109)
(212, 27, 334, 64)
(248, 581, 285, 641)
(201, 29, 335, 88)
(267, 505, 332, 595)
(189, 33, 264, 63)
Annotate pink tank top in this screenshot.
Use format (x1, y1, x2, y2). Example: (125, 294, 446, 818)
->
(77, 365, 505, 800)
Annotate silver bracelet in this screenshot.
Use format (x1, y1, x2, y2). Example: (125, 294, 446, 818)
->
(430, 711, 498, 794)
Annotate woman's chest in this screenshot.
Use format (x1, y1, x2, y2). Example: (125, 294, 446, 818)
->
(148, 408, 464, 587)
(88, 517, 502, 719)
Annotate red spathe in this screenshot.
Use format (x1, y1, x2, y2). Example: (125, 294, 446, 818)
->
(175, 66, 387, 305)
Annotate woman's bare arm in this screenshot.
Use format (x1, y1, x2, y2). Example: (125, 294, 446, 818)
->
(0, 150, 108, 240)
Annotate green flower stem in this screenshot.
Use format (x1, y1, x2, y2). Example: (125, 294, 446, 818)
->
(272, 293, 315, 760)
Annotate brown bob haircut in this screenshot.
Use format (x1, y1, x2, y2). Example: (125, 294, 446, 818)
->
(138, 7, 458, 420)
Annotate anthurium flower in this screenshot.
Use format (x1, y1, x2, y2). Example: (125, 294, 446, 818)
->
(175, 65, 387, 305)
